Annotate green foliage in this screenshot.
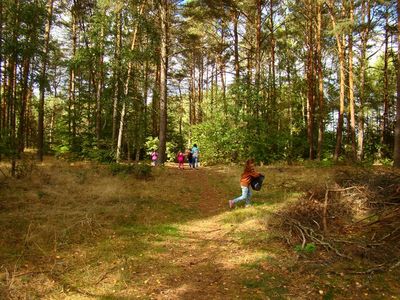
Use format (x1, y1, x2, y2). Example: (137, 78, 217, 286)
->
(145, 136, 159, 154)
(81, 139, 115, 163)
(145, 136, 179, 162)
(166, 141, 178, 162)
(191, 115, 244, 164)
(294, 243, 316, 254)
(109, 163, 152, 179)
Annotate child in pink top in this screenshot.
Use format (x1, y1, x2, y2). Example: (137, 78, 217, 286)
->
(177, 151, 185, 169)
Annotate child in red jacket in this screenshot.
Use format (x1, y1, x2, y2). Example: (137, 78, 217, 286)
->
(229, 159, 260, 208)
(177, 151, 185, 169)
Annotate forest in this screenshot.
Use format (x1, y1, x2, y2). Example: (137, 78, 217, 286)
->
(0, 0, 400, 299)
(0, 0, 399, 168)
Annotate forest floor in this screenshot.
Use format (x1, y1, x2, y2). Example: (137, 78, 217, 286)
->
(0, 156, 399, 299)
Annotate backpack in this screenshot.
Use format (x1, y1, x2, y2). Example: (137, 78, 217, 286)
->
(250, 174, 265, 191)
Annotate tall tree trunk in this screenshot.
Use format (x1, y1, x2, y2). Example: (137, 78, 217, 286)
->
(9, 59, 17, 176)
(381, 8, 390, 155)
(358, 0, 371, 161)
(116, 4, 144, 162)
(255, 0, 261, 90)
(269, 0, 276, 120)
(233, 9, 240, 82)
(158, 0, 169, 164)
(0, 0, 3, 147)
(394, 0, 400, 167)
(1, 60, 7, 134)
(143, 57, 149, 139)
(152, 62, 160, 136)
(348, 0, 356, 160)
(198, 55, 203, 123)
(189, 63, 195, 125)
(112, 6, 122, 151)
(316, 1, 324, 160)
(232, 9, 240, 118)
(329, 1, 346, 162)
(95, 17, 105, 143)
(18, 57, 30, 153)
(10, 0, 19, 176)
(306, 0, 315, 160)
(37, 0, 54, 161)
(68, 7, 77, 147)
(210, 61, 215, 115)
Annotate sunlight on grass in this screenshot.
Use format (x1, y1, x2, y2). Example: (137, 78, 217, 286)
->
(2, 160, 399, 299)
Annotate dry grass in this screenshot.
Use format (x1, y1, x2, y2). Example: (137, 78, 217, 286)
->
(0, 157, 399, 299)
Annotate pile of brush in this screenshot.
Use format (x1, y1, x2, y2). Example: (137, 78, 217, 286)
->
(270, 167, 400, 272)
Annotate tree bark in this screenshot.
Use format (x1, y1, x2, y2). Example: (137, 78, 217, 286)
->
(306, 0, 315, 160)
(18, 56, 30, 153)
(68, 6, 77, 147)
(316, 1, 324, 161)
(394, 0, 400, 167)
(112, 6, 122, 151)
(95, 19, 105, 143)
(0, 0, 3, 144)
(158, 0, 169, 164)
(348, 0, 356, 160)
(358, 0, 371, 161)
(381, 8, 390, 155)
(152, 61, 160, 137)
(232, 8, 240, 82)
(329, 0, 346, 162)
(269, 0, 276, 120)
(37, 0, 54, 161)
(116, 4, 144, 162)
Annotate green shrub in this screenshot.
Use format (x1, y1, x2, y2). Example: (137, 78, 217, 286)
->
(294, 242, 316, 254)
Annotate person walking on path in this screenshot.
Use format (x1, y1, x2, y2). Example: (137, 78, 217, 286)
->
(177, 151, 185, 169)
(191, 144, 200, 169)
(229, 159, 261, 208)
(185, 149, 193, 168)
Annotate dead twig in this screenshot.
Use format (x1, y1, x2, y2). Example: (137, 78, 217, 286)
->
(273, 212, 352, 259)
(294, 225, 306, 249)
(379, 227, 400, 242)
(95, 266, 118, 285)
(323, 185, 329, 233)
(389, 260, 400, 270)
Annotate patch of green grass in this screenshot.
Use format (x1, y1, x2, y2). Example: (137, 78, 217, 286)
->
(37, 190, 47, 199)
(294, 242, 317, 254)
(323, 288, 335, 300)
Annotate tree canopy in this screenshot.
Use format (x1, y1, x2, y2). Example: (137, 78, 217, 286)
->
(0, 0, 399, 169)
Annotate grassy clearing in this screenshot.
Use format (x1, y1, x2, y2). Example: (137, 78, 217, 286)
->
(0, 157, 399, 299)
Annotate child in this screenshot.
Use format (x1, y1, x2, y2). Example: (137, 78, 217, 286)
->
(186, 149, 193, 168)
(151, 150, 158, 166)
(177, 151, 185, 169)
(191, 144, 200, 168)
(229, 159, 260, 208)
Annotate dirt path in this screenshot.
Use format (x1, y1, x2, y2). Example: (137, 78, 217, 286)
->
(143, 167, 272, 299)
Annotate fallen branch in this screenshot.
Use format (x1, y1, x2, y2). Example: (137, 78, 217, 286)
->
(273, 212, 352, 259)
(379, 227, 400, 242)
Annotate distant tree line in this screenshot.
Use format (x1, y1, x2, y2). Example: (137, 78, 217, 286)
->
(0, 0, 399, 174)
